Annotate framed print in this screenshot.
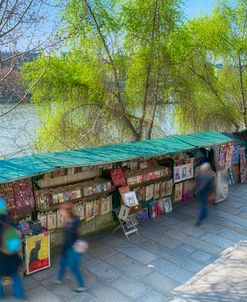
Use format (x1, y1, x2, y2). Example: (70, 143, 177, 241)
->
(175, 183, 183, 202)
(129, 161, 138, 170)
(47, 211, 57, 230)
(158, 199, 165, 214)
(160, 181, 166, 197)
(109, 167, 126, 186)
(13, 179, 35, 209)
(37, 212, 47, 228)
(186, 158, 194, 179)
(83, 186, 93, 196)
(100, 196, 112, 215)
(164, 197, 173, 213)
(123, 191, 139, 207)
(94, 199, 101, 216)
(174, 165, 182, 183)
(145, 184, 154, 201)
(139, 160, 148, 170)
(25, 231, 51, 275)
(85, 201, 95, 221)
(148, 201, 159, 219)
(181, 165, 187, 181)
(52, 192, 64, 204)
(165, 179, 173, 196)
(154, 182, 160, 199)
(118, 204, 130, 221)
(56, 209, 65, 228)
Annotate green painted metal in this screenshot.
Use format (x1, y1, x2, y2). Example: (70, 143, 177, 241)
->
(0, 131, 232, 183)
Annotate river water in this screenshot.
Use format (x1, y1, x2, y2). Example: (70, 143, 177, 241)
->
(0, 104, 177, 159)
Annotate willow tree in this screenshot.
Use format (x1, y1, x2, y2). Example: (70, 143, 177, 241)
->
(22, 0, 181, 151)
(169, 0, 247, 133)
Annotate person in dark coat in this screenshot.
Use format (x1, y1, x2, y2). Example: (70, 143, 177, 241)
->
(0, 198, 25, 300)
(56, 202, 85, 292)
(195, 163, 214, 226)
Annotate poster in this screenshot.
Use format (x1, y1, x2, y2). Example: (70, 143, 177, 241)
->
(165, 179, 173, 196)
(160, 181, 166, 197)
(174, 165, 182, 183)
(85, 201, 95, 221)
(158, 199, 165, 214)
(123, 191, 139, 207)
(13, 179, 35, 210)
(186, 158, 194, 179)
(25, 232, 51, 275)
(94, 199, 101, 216)
(175, 183, 183, 202)
(118, 204, 130, 221)
(109, 167, 126, 186)
(154, 183, 160, 199)
(100, 196, 112, 215)
(164, 197, 173, 213)
(145, 184, 154, 201)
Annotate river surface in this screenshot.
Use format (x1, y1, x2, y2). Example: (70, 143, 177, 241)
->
(0, 104, 177, 159)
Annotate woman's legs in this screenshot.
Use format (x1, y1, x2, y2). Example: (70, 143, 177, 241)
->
(70, 264, 85, 288)
(58, 256, 67, 282)
(11, 274, 25, 299)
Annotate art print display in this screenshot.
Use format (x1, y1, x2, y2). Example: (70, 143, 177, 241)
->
(174, 183, 183, 202)
(37, 212, 47, 228)
(154, 183, 161, 199)
(139, 160, 148, 170)
(186, 159, 194, 179)
(47, 211, 57, 230)
(158, 199, 165, 214)
(134, 186, 145, 201)
(85, 201, 95, 221)
(118, 204, 130, 221)
(13, 179, 35, 210)
(35, 190, 52, 211)
(52, 192, 64, 204)
(94, 199, 101, 216)
(109, 167, 126, 186)
(145, 184, 154, 201)
(76, 203, 85, 220)
(160, 181, 166, 197)
(148, 201, 159, 219)
(123, 191, 139, 207)
(164, 197, 173, 213)
(63, 189, 81, 201)
(174, 164, 182, 183)
(25, 231, 51, 275)
(0, 183, 15, 210)
(129, 161, 138, 170)
(56, 210, 65, 228)
(165, 179, 173, 196)
(136, 208, 149, 223)
(100, 196, 112, 215)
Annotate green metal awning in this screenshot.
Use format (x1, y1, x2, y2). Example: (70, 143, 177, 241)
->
(0, 131, 232, 183)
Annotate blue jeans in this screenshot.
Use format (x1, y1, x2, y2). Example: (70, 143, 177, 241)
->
(198, 194, 208, 223)
(0, 274, 25, 299)
(58, 248, 84, 287)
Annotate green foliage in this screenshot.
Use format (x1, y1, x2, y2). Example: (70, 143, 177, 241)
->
(169, 0, 247, 133)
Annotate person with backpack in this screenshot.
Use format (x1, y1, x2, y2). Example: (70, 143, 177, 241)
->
(0, 198, 25, 300)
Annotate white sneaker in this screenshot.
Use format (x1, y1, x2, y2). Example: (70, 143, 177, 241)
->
(75, 287, 86, 292)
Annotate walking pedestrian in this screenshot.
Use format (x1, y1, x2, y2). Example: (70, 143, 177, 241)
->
(195, 163, 215, 226)
(55, 202, 86, 292)
(0, 198, 25, 300)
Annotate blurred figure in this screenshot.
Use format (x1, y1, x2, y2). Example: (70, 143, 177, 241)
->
(0, 198, 25, 300)
(56, 202, 86, 292)
(195, 163, 215, 226)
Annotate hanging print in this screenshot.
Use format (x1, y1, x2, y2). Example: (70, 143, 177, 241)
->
(25, 231, 51, 275)
(164, 197, 173, 213)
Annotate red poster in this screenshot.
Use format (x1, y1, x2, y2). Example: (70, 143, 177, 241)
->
(13, 178, 35, 210)
(109, 168, 126, 186)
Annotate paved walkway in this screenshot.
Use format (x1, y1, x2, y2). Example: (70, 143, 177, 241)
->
(3, 184, 247, 302)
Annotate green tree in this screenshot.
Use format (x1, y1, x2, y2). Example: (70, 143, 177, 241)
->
(170, 0, 247, 133)
(22, 0, 181, 151)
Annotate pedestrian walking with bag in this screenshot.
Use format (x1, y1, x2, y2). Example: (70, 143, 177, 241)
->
(55, 202, 88, 292)
(0, 198, 25, 300)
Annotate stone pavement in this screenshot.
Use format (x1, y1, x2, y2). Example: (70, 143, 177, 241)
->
(3, 183, 247, 302)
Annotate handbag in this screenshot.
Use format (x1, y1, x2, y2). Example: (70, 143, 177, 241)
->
(73, 240, 88, 254)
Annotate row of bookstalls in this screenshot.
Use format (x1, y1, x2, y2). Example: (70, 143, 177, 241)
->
(0, 131, 234, 276)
